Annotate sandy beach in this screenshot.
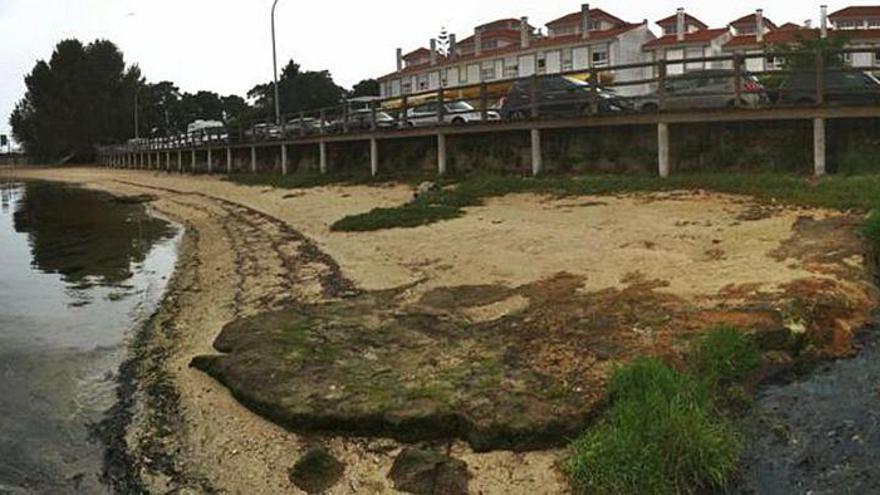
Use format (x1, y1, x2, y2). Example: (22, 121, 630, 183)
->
(2, 166, 875, 494)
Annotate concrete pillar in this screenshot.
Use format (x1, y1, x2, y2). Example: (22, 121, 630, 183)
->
(658, 122, 670, 178)
(370, 138, 379, 177)
(251, 146, 257, 173)
(437, 133, 447, 176)
(147, 152, 152, 169)
(530, 128, 542, 176)
(177, 150, 183, 173)
(281, 144, 288, 175)
(319, 141, 328, 174)
(207, 148, 213, 174)
(814, 117, 826, 176)
(191, 149, 196, 173)
(166, 152, 171, 171)
(226, 147, 233, 174)
(156, 152, 161, 170)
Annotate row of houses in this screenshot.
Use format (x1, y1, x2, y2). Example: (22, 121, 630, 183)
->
(377, 5, 880, 98)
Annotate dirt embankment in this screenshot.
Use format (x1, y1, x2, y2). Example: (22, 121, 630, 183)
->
(2, 167, 876, 494)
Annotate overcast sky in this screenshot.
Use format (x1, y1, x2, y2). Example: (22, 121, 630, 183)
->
(1, 0, 876, 141)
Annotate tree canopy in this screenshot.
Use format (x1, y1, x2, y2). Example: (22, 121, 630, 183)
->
(9, 40, 365, 159)
(10, 39, 140, 159)
(247, 60, 347, 119)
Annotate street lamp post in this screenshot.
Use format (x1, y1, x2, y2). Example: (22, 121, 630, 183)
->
(271, 0, 282, 126)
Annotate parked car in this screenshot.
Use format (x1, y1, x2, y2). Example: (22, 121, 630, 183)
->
(777, 70, 880, 105)
(283, 118, 328, 136)
(401, 101, 500, 127)
(636, 70, 767, 111)
(330, 109, 396, 132)
(244, 123, 282, 141)
(499, 75, 629, 119)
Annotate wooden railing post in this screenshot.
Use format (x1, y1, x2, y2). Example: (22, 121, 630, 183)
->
(589, 67, 599, 115)
(815, 49, 825, 106)
(657, 60, 668, 111)
(438, 87, 446, 125)
(401, 95, 409, 127)
(480, 82, 489, 122)
(530, 74, 539, 118)
(733, 53, 744, 108)
(299, 111, 306, 137)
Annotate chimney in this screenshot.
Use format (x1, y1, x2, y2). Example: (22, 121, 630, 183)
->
(448, 34, 457, 58)
(582, 4, 591, 39)
(820, 4, 828, 38)
(475, 27, 483, 57)
(804, 19, 812, 29)
(396, 48, 403, 71)
(676, 8, 686, 42)
(520, 17, 531, 48)
(756, 9, 765, 43)
(430, 38, 438, 65)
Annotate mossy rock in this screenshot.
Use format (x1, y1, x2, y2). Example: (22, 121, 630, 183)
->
(288, 446, 344, 494)
(190, 291, 595, 451)
(388, 447, 469, 495)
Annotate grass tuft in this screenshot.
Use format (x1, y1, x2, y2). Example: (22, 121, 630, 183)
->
(568, 358, 740, 495)
(694, 326, 762, 389)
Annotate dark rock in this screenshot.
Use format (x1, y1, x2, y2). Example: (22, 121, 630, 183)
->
(288, 446, 344, 494)
(388, 447, 469, 495)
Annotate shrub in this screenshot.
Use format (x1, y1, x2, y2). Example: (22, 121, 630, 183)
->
(568, 358, 740, 495)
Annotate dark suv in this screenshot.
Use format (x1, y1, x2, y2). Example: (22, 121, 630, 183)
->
(777, 70, 880, 105)
(499, 75, 628, 119)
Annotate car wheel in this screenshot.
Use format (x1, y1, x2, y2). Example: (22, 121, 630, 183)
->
(451, 117, 466, 125)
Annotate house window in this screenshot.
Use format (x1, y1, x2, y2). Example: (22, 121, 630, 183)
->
(537, 58, 547, 72)
(592, 49, 608, 66)
(481, 62, 496, 81)
(869, 19, 880, 28)
(875, 49, 880, 66)
(766, 55, 783, 70)
(417, 74, 428, 91)
(844, 52, 854, 65)
(401, 81, 412, 95)
(837, 20, 859, 29)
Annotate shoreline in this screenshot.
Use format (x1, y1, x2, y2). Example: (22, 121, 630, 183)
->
(3, 167, 877, 494)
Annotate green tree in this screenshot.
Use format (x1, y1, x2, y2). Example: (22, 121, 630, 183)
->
(9, 39, 139, 160)
(350, 79, 380, 98)
(247, 60, 346, 119)
(769, 32, 850, 70)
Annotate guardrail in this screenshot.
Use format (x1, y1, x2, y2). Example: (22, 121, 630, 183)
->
(98, 47, 880, 178)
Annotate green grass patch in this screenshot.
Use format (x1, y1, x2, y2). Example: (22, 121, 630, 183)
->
(694, 326, 762, 390)
(327, 172, 880, 232)
(568, 358, 740, 495)
(567, 327, 765, 495)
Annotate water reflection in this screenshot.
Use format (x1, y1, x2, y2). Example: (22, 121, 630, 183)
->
(0, 180, 179, 494)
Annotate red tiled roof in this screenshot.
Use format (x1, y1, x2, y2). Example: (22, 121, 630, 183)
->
(643, 28, 729, 49)
(546, 8, 627, 28)
(829, 6, 880, 19)
(729, 13, 778, 30)
(379, 24, 642, 81)
(457, 28, 523, 46)
(656, 13, 708, 30)
(724, 27, 880, 49)
(477, 18, 525, 30)
(403, 47, 430, 59)
(779, 22, 801, 29)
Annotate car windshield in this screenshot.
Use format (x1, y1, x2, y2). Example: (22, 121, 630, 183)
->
(446, 102, 474, 112)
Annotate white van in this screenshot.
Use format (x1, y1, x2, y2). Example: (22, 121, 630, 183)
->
(187, 120, 228, 145)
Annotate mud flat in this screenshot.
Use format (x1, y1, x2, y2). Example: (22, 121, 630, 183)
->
(2, 166, 876, 494)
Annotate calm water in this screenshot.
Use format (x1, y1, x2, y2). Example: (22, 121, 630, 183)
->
(0, 181, 179, 494)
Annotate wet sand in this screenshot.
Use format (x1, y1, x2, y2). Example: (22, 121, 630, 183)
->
(2, 166, 875, 494)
